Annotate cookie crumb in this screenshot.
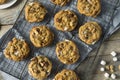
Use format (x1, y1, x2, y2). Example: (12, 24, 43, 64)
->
(110, 65, 114, 73)
(105, 65, 110, 70)
(118, 65, 120, 70)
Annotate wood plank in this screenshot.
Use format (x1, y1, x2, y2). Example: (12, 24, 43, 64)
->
(0, 25, 12, 38)
(108, 28, 120, 41)
(0, 0, 27, 25)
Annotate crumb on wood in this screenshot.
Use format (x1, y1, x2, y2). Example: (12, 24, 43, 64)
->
(105, 65, 114, 73)
(118, 65, 120, 70)
(110, 65, 114, 73)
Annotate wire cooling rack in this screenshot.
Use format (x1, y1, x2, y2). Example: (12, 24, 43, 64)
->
(0, 0, 120, 79)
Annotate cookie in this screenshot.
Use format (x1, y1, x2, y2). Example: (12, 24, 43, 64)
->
(54, 69, 80, 80)
(51, 0, 70, 6)
(25, 2, 47, 22)
(54, 10, 78, 31)
(77, 0, 101, 17)
(56, 40, 80, 64)
(0, 0, 6, 4)
(28, 55, 52, 79)
(4, 38, 30, 61)
(30, 26, 54, 47)
(79, 22, 102, 45)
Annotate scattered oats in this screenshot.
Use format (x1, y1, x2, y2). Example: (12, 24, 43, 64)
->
(100, 60, 106, 65)
(110, 51, 117, 57)
(113, 57, 118, 62)
(100, 67, 105, 72)
(111, 74, 116, 79)
(104, 72, 110, 78)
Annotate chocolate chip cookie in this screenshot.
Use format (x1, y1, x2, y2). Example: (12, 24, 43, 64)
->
(25, 2, 47, 22)
(54, 10, 78, 31)
(56, 40, 80, 64)
(0, 0, 6, 4)
(77, 0, 101, 17)
(51, 0, 70, 6)
(30, 26, 54, 47)
(4, 38, 30, 61)
(54, 69, 80, 80)
(79, 22, 102, 45)
(28, 55, 52, 79)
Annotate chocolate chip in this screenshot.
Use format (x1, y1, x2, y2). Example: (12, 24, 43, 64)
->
(69, 46, 73, 50)
(56, 18, 62, 23)
(36, 28, 40, 33)
(85, 35, 89, 39)
(44, 62, 49, 67)
(36, 70, 40, 73)
(67, 14, 74, 18)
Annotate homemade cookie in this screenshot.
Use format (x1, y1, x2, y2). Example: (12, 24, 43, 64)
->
(54, 10, 78, 31)
(30, 26, 54, 47)
(56, 40, 80, 64)
(0, 0, 6, 4)
(28, 55, 52, 79)
(51, 0, 70, 6)
(4, 38, 30, 61)
(77, 0, 101, 17)
(54, 69, 80, 80)
(25, 2, 47, 22)
(79, 22, 102, 45)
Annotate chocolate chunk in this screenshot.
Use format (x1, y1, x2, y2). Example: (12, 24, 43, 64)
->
(67, 14, 74, 18)
(56, 18, 62, 23)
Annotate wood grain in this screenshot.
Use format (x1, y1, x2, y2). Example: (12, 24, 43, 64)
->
(0, 25, 12, 38)
(0, 0, 27, 25)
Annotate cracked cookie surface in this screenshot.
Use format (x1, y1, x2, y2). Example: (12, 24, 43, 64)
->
(79, 22, 102, 45)
(77, 0, 101, 17)
(54, 69, 80, 80)
(0, 0, 6, 4)
(28, 55, 52, 79)
(54, 10, 78, 31)
(25, 2, 47, 22)
(56, 40, 80, 64)
(30, 26, 54, 47)
(4, 38, 30, 61)
(51, 0, 70, 6)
